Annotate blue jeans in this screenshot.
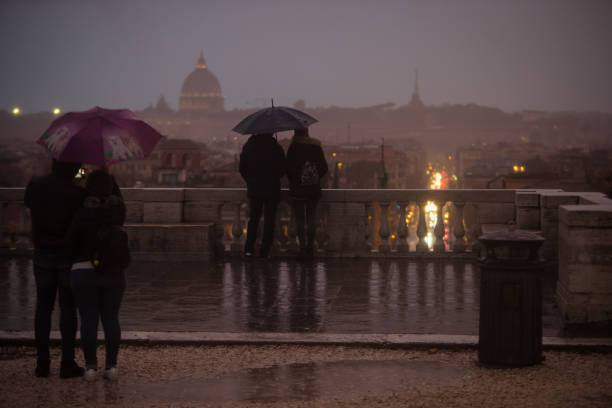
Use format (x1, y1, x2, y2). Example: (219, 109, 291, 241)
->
(71, 267, 125, 369)
(33, 248, 77, 363)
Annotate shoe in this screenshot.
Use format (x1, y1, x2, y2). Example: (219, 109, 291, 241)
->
(83, 368, 97, 382)
(60, 360, 85, 379)
(103, 367, 118, 380)
(35, 360, 50, 378)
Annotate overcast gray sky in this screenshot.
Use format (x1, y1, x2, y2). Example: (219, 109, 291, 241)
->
(1, 0, 611, 114)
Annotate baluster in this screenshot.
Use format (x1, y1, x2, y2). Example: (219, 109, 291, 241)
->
(453, 201, 466, 252)
(214, 202, 227, 257)
(416, 202, 428, 252)
(471, 202, 482, 254)
(0, 202, 9, 249)
(15, 203, 32, 251)
(396, 203, 409, 253)
(364, 203, 373, 252)
(230, 202, 243, 255)
(378, 202, 391, 253)
(434, 201, 446, 252)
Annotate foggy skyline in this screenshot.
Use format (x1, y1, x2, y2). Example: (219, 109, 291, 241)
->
(1, 0, 611, 114)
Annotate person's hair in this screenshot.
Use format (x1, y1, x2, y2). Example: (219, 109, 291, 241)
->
(85, 169, 114, 197)
(51, 159, 81, 180)
(294, 128, 309, 137)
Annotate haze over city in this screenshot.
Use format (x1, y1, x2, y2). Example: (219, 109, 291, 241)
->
(1, 0, 612, 114)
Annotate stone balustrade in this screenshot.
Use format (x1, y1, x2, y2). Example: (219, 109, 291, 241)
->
(1, 187, 611, 326)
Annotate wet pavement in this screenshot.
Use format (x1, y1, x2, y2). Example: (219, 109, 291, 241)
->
(0, 256, 564, 336)
(128, 359, 463, 404)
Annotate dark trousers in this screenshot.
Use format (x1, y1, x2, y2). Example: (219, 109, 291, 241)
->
(33, 249, 77, 364)
(71, 268, 125, 369)
(245, 197, 279, 256)
(292, 199, 318, 250)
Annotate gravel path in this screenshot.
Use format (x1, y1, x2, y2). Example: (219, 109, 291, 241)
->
(1, 344, 611, 407)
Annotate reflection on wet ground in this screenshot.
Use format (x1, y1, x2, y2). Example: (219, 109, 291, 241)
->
(124, 360, 464, 404)
(0, 257, 563, 336)
(23, 359, 463, 405)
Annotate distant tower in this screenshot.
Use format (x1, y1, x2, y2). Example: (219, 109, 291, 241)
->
(179, 50, 225, 115)
(408, 69, 424, 108)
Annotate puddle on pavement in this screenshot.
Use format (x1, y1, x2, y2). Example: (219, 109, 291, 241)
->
(115, 359, 464, 404)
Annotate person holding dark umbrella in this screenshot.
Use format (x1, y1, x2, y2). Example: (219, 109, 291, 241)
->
(234, 103, 318, 259)
(239, 133, 286, 258)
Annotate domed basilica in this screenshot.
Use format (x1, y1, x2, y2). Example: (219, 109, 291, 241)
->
(178, 50, 224, 114)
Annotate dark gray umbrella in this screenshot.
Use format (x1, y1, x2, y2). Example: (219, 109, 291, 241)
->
(232, 105, 318, 135)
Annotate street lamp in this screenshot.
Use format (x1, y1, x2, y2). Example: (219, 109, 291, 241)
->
(12, 107, 20, 115)
(53, 108, 61, 115)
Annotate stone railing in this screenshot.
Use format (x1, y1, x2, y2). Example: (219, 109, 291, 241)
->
(1, 187, 611, 326)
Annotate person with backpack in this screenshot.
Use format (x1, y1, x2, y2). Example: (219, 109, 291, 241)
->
(239, 132, 286, 259)
(286, 128, 328, 258)
(67, 169, 129, 381)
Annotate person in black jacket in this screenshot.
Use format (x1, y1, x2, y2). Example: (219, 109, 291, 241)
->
(24, 159, 86, 378)
(67, 169, 126, 381)
(239, 133, 285, 258)
(286, 128, 328, 258)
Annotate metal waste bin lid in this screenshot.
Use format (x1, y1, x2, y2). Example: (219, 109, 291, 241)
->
(478, 229, 545, 262)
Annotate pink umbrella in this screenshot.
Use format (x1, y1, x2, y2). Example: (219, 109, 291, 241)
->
(37, 106, 163, 166)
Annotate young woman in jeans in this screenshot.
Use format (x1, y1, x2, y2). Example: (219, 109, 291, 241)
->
(67, 170, 126, 381)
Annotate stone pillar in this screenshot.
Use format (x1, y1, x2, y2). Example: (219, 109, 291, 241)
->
(516, 192, 541, 230)
(453, 201, 466, 253)
(396, 203, 409, 253)
(416, 202, 429, 252)
(433, 201, 445, 252)
(540, 193, 579, 261)
(378, 202, 391, 253)
(557, 204, 612, 325)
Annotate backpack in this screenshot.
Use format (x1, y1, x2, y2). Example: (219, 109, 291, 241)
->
(92, 224, 131, 273)
(299, 161, 319, 186)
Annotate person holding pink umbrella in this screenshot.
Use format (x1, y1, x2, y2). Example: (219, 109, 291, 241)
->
(30, 106, 162, 380)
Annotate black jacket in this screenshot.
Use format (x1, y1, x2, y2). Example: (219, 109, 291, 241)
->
(286, 135, 328, 199)
(25, 169, 86, 250)
(67, 195, 126, 264)
(239, 134, 286, 199)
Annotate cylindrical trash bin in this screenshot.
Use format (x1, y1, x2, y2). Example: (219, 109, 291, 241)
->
(478, 229, 545, 367)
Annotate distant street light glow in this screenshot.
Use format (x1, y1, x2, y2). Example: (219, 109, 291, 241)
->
(53, 108, 61, 115)
(12, 107, 20, 115)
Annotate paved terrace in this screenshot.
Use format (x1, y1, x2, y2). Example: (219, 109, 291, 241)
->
(1, 256, 565, 339)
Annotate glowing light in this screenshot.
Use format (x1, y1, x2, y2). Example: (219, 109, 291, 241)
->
(12, 107, 20, 115)
(520, 166, 525, 172)
(430, 172, 443, 189)
(448, 155, 452, 160)
(243, 228, 247, 234)
(391, 234, 396, 239)
(513, 165, 519, 172)
(337, 162, 343, 168)
(332, 152, 337, 157)
(53, 108, 61, 115)
(405, 210, 414, 224)
(425, 201, 437, 229)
